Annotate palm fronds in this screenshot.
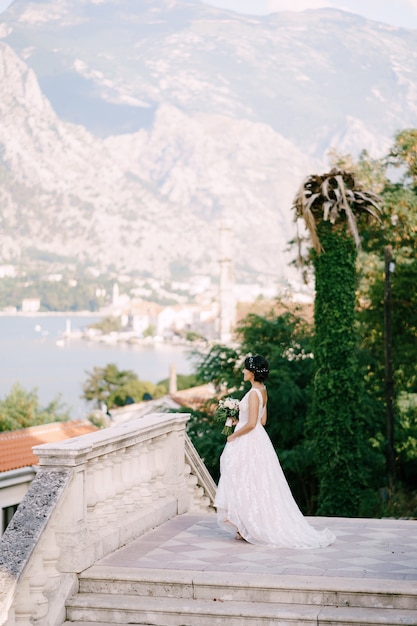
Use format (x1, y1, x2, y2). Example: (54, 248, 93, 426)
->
(292, 168, 381, 253)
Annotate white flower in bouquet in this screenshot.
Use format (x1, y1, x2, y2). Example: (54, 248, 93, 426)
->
(214, 397, 240, 436)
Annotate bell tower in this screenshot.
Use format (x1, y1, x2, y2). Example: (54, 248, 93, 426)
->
(219, 220, 236, 343)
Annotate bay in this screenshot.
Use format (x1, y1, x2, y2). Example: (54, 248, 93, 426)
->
(0, 315, 194, 418)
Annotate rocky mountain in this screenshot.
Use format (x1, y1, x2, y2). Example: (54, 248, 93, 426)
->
(1, 0, 417, 284)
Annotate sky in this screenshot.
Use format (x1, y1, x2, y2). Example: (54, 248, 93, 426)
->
(0, 0, 416, 30)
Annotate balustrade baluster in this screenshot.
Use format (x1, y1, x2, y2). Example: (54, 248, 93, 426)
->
(86, 457, 100, 529)
(102, 455, 118, 523)
(28, 569, 48, 622)
(121, 445, 137, 511)
(14, 579, 36, 626)
(135, 441, 153, 505)
(41, 526, 61, 591)
(112, 447, 127, 516)
(153, 433, 169, 498)
(92, 454, 110, 528)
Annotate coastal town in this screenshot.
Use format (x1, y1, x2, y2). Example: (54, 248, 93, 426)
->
(0, 254, 313, 346)
(66, 273, 313, 347)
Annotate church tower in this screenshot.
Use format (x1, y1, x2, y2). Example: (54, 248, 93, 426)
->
(219, 220, 236, 343)
(112, 282, 120, 307)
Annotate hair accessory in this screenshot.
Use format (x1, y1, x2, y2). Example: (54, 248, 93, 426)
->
(247, 355, 268, 375)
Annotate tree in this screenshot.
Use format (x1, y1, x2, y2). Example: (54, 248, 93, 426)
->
(356, 132, 417, 498)
(0, 383, 70, 432)
(389, 128, 417, 188)
(157, 373, 202, 393)
(82, 363, 166, 409)
(88, 316, 122, 334)
(326, 137, 417, 515)
(293, 168, 381, 516)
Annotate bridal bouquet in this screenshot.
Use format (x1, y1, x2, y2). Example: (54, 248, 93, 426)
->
(214, 397, 240, 436)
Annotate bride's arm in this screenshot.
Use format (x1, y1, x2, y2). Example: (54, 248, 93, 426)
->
(227, 391, 258, 442)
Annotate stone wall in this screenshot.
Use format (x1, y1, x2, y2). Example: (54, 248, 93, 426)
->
(0, 412, 215, 626)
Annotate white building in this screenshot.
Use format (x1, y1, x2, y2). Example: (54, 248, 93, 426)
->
(21, 298, 41, 313)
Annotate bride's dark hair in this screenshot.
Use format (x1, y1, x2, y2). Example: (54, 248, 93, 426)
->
(244, 354, 269, 382)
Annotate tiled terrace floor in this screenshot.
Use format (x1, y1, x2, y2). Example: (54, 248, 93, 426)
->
(97, 514, 417, 582)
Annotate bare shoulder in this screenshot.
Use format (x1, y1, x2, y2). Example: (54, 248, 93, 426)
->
(252, 386, 267, 408)
(249, 387, 267, 405)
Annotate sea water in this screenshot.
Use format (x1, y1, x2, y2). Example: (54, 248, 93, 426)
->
(0, 315, 193, 418)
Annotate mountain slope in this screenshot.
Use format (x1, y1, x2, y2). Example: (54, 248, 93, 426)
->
(1, 0, 417, 283)
(2, 0, 416, 153)
(0, 40, 312, 280)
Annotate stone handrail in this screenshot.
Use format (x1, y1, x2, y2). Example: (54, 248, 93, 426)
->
(0, 412, 214, 626)
(184, 434, 217, 509)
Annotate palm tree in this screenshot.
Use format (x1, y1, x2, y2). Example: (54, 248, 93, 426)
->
(293, 167, 381, 253)
(292, 168, 381, 516)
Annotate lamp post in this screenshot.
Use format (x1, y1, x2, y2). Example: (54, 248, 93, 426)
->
(384, 244, 395, 488)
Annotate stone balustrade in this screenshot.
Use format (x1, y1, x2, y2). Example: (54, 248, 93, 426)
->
(0, 412, 216, 626)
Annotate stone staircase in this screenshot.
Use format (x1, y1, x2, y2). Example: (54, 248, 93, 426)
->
(3, 413, 416, 626)
(64, 565, 417, 626)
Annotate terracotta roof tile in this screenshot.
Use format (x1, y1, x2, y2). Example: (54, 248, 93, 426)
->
(0, 421, 98, 473)
(170, 383, 216, 411)
(130, 299, 163, 316)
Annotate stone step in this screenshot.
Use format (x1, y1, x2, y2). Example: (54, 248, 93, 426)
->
(77, 566, 417, 611)
(64, 591, 417, 626)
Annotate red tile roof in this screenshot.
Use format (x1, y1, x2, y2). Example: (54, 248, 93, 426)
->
(0, 421, 98, 473)
(170, 383, 217, 412)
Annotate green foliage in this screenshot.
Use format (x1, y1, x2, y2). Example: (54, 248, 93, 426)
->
(0, 276, 103, 312)
(308, 222, 372, 516)
(187, 344, 244, 481)
(157, 373, 202, 393)
(184, 330, 207, 342)
(238, 311, 315, 458)
(88, 316, 122, 334)
(87, 410, 111, 429)
(353, 136, 417, 498)
(186, 407, 228, 482)
(359, 182, 417, 391)
(0, 265, 114, 312)
(359, 481, 417, 519)
(328, 148, 387, 194)
(389, 128, 417, 188)
(82, 363, 166, 409)
(189, 305, 317, 511)
(395, 393, 417, 486)
(324, 136, 417, 510)
(0, 383, 70, 432)
(191, 343, 241, 390)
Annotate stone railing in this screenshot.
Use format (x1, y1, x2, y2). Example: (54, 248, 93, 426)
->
(0, 412, 215, 626)
(185, 434, 216, 511)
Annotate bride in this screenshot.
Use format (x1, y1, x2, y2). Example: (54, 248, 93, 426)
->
(214, 354, 335, 548)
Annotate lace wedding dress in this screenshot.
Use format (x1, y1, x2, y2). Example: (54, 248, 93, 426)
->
(215, 388, 335, 549)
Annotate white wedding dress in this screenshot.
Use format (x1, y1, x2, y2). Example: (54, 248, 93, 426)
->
(215, 388, 335, 548)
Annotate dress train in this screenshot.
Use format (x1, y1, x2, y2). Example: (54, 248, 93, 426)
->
(214, 388, 335, 549)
